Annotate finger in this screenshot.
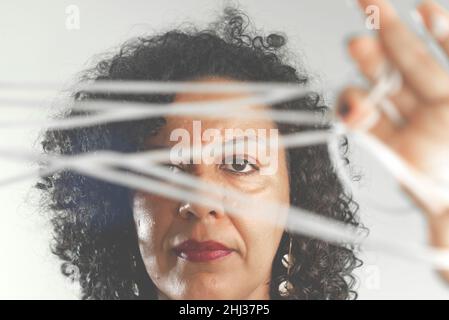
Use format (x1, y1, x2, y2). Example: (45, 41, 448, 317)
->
(348, 36, 418, 117)
(348, 36, 383, 80)
(358, 0, 449, 101)
(417, 0, 449, 55)
(337, 86, 398, 143)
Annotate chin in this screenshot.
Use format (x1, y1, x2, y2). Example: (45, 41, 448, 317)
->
(178, 274, 241, 300)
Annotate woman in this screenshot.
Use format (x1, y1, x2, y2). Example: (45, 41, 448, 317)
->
(37, 0, 449, 300)
(38, 7, 361, 300)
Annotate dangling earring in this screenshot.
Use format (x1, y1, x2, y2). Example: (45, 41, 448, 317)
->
(278, 234, 295, 297)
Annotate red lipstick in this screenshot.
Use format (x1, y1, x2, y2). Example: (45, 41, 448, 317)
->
(174, 240, 233, 262)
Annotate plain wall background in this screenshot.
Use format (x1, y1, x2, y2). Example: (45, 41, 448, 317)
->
(1, 0, 449, 299)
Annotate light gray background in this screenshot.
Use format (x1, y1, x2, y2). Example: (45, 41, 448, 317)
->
(1, 0, 449, 299)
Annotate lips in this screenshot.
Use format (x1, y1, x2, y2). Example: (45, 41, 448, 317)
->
(174, 239, 233, 262)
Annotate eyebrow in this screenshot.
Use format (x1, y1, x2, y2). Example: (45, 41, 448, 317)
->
(146, 135, 269, 163)
(223, 135, 258, 143)
(149, 135, 266, 147)
(221, 135, 269, 151)
(145, 144, 171, 151)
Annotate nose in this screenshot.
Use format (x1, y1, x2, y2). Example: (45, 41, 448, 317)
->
(177, 200, 224, 220)
(176, 167, 227, 220)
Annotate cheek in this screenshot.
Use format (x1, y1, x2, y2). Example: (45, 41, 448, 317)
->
(230, 181, 290, 269)
(239, 165, 290, 265)
(234, 167, 290, 230)
(132, 192, 174, 273)
(232, 211, 285, 283)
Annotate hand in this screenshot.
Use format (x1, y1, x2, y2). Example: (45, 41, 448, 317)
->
(338, 0, 449, 281)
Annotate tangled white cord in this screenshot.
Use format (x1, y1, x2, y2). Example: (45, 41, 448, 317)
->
(0, 80, 448, 270)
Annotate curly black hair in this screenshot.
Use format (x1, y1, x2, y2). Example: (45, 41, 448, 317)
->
(36, 7, 362, 300)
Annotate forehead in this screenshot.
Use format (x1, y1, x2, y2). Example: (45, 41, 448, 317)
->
(146, 78, 277, 146)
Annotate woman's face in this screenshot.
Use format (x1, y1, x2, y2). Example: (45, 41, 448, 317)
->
(132, 78, 290, 300)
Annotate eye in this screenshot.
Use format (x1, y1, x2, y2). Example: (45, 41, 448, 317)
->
(221, 156, 259, 174)
(164, 163, 183, 174)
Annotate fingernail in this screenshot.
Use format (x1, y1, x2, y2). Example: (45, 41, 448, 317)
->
(338, 102, 351, 118)
(430, 12, 449, 40)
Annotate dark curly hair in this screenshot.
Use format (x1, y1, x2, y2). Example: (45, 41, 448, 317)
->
(36, 7, 362, 300)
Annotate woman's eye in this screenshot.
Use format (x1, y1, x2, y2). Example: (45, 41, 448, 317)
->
(221, 157, 259, 174)
(165, 164, 183, 174)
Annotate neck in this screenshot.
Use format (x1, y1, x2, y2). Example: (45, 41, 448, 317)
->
(244, 280, 271, 300)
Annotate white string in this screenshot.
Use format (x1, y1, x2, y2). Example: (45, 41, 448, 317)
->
(0, 128, 334, 187)
(1, 80, 449, 271)
(364, 64, 406, 129)
(70, 155, 449, 269)
(0, 80, 316, 95)
(0, 89, 328, 130)
(1, 128, 449, 269)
